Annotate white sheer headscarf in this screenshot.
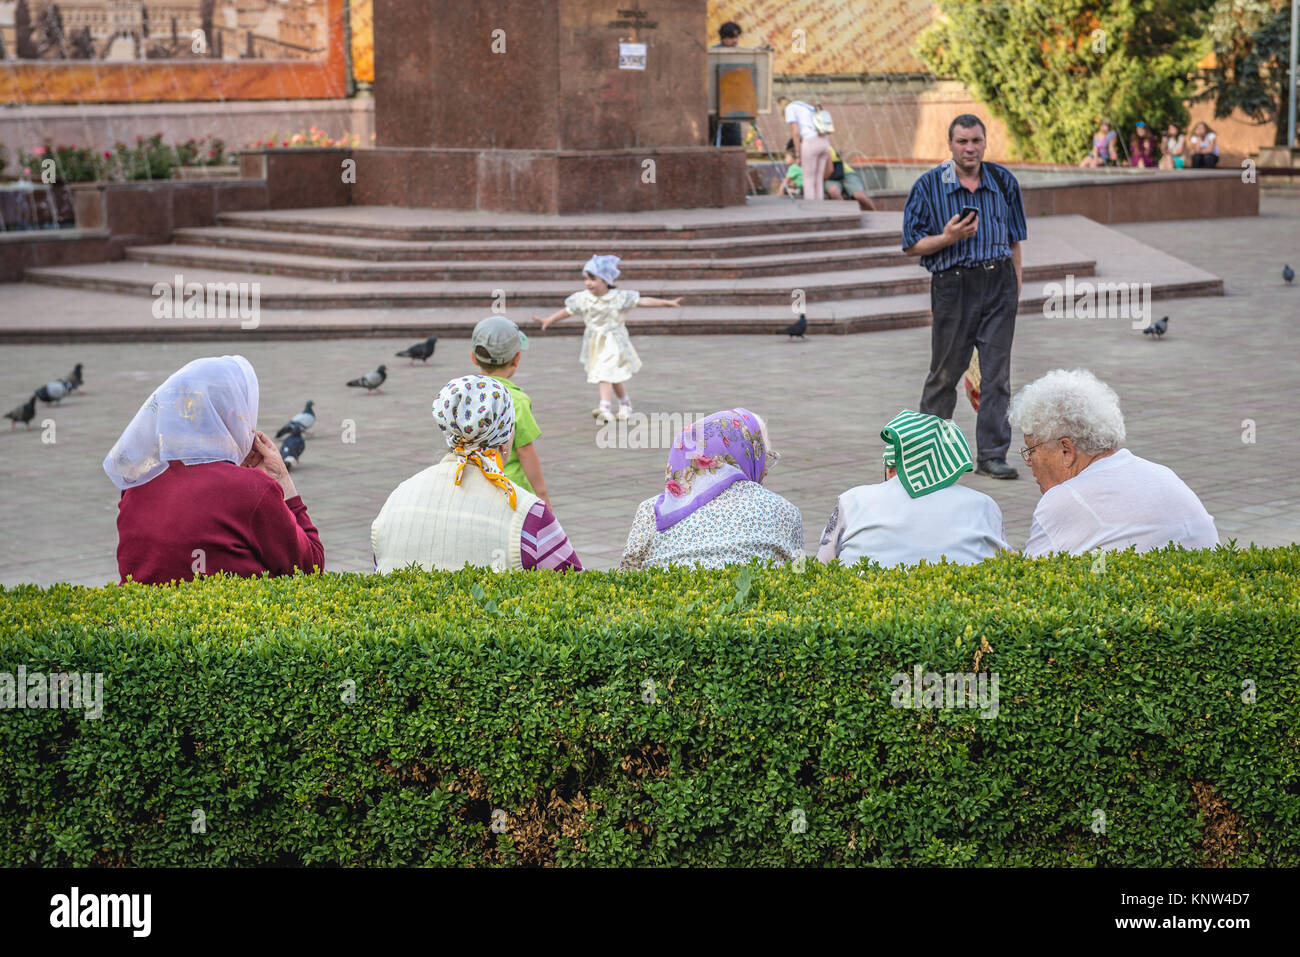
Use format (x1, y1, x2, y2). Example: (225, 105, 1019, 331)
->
(103, 355, 259, 491)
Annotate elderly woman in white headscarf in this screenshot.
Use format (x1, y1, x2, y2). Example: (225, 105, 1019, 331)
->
(816, 410, 1008, 568)
(1009, 368, 1218, 557)
(104, 355, 324, 585)
(371, 375, 582, 572)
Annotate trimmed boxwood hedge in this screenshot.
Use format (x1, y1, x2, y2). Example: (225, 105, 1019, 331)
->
(1, 544, 1297, 867)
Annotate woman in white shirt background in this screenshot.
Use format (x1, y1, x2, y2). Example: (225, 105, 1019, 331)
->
(1009, 368, 1218, 558)
(1189, 121, 1220, 168)
(777, 95, 830, 201)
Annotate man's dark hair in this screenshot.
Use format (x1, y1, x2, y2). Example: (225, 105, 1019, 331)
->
(948, 114, 986, 141)
(719, 21, 742, 39)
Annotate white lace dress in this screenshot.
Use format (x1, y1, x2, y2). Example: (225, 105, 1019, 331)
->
(564, 289, 643, 384)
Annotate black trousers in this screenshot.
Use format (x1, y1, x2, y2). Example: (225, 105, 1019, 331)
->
(1191, 153, 1219, 169)
(920, 258, 1017, 462)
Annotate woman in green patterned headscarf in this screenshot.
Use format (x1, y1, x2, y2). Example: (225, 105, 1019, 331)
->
(816, 410, 1010, 568)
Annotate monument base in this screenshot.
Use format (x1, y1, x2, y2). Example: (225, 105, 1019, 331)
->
(239, 147, 746, 215)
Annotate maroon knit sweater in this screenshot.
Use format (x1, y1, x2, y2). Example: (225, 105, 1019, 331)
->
(115, 460, 324, 585)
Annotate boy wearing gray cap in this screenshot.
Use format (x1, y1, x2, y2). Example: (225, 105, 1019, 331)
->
(470, 316, 550, 509)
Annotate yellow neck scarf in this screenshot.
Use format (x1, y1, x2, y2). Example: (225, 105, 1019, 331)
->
(451, 445, 518, 510)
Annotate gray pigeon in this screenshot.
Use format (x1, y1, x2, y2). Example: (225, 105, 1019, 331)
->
(1284, 264, 1295, 285)
(347, 365, 387, 393)
(276, 400, 315, 437)
(1142, 316, 1169, 339)
(5, 394, 37, 430)
(396, 336, 438, 365)
(35, 380, 68, 404)
(782, 313, 808, 341)
(279, 430, 306, 470)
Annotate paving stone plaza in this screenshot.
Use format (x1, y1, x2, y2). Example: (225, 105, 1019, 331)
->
(2, 193, 1297, 584)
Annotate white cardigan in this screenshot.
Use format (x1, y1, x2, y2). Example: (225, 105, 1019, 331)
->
(371, 453, 539, 573)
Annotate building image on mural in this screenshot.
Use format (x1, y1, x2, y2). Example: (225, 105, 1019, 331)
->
(0, 0, 327, 62)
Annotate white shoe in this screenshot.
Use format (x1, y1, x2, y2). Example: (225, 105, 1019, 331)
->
(616, 404, 631, 420)
(592, 407, 614, 424)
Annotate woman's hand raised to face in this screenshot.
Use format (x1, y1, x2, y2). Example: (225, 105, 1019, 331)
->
(246, 430, 297, 498)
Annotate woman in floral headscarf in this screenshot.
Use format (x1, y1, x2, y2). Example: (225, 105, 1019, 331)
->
(371, 375, 581, 572)
(620, 408, 803, 570)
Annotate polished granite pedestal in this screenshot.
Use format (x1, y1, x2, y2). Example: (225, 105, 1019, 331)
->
(358, 0, 744, 212)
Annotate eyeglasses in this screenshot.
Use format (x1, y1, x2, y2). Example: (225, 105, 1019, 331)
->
(1019, 436, 1066, 463)
(767, 448, 782, 465)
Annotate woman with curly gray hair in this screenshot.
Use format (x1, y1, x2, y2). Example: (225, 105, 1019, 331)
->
(1008, 369, 1217, 557)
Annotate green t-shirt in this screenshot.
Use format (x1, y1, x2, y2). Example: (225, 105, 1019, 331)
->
(501, 378, 541, 493)
(785, 163, 803, 189)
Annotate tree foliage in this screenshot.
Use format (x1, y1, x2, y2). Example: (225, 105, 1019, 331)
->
(14, 0, 38, 60)
(916, 1, 1216, 162)
(1198, 0, 1294, 145)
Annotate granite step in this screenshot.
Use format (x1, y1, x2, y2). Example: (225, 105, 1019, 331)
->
(1, 272, 1223, 343)
(124, 241, 924, 280)
(25, 258, 1098, 308)
(214, 203, 866, 242)
(171, 224, 902, 261)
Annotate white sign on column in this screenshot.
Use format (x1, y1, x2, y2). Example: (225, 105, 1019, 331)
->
(619, 42, 647, 70)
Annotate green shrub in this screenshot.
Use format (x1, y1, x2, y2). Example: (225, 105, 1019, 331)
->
(1, 544, 1297, 867)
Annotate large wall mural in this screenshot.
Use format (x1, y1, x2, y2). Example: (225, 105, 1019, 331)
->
(703, 0, 934, 75)
(0, 0, 345, 101)
(343, 0, 936, 86)
(0, 0, 935, 103)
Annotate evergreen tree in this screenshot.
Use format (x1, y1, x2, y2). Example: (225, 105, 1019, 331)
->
(1198, 0, 1294, 145)
(36, 2, 68, 59)
(0, 28, 6, 61)
(199, 0, 214, 57)
(916, 0, 1217, 162)
(15, 0, 39, 59)
(69, 24, 93, 59)
(141, 3, 150, 38)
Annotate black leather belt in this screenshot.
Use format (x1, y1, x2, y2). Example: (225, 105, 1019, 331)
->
(936, 258, 1011, 276)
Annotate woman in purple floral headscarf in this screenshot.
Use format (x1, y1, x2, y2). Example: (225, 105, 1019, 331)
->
(621, 408, 803, 570)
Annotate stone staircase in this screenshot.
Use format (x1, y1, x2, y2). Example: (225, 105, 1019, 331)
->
(16, 199, 1223, 340)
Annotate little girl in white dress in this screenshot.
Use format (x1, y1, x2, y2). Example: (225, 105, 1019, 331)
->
(533, 255, 683, 423)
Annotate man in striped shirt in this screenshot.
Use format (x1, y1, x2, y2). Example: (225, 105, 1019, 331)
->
(902, 114, 1027, 479)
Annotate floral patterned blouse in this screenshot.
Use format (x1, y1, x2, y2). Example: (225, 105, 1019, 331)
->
(620, 481, 804, 570)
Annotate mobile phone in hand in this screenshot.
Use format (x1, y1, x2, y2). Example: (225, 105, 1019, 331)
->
(959, 205, 980, 224)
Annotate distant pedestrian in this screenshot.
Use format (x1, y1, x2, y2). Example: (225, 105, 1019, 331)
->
(777, 95, 831, 201)
(902, 114, 1027, 479)
(1159, 123, 1187, 169)
(1129, 122, 1156, 168)
(1080, 119, 1119, 167)
(1189, 122, 1219, 168)
(778, 145, 803, 197)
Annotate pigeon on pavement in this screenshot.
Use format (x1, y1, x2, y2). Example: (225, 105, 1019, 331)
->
(279, 430, 306, 470)
(1142, 316, 1169, 339)
(35, 380, 69, 404)
(63, 363, 84, 392)
(276, 400, 315, 437)
(781, 313, 808, 341)
(5, 394, 37, 430)
(396, 336, 438, 366)
(347, 365, 387, 393)
(1284, 264, 1295, 285)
